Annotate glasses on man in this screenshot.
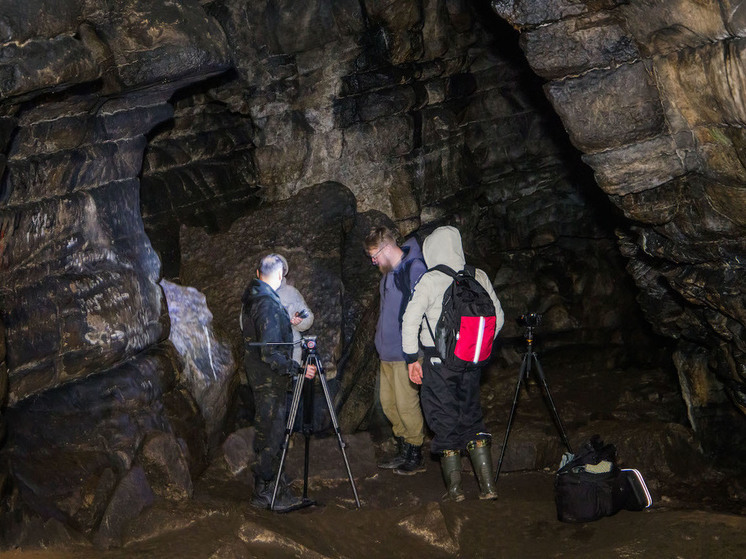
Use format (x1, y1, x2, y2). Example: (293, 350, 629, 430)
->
(369, 244, 388, 263)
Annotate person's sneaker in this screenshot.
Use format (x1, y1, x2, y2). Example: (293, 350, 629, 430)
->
(393, 443, 426, 475)
(378, 436, 406, 469)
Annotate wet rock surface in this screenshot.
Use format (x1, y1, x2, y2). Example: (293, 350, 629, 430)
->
(161, 279, 236, 451)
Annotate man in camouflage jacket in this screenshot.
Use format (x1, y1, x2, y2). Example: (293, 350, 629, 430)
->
(241, 253, 316, 512)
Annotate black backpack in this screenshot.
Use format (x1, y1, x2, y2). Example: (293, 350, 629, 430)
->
(424, 264, 498, 372)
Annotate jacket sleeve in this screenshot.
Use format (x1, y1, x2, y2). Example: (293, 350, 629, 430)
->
(401, 272, 432, 363)
(253, 298, 295, 374)
(285, 285, 314, 333)
(294, 294, 314, 334)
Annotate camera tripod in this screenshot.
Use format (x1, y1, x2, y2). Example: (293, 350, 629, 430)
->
(253, 337, 361, 511)
(494, 323, 573, 483)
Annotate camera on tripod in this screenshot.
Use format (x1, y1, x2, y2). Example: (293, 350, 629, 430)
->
(517, 312, 542, 328)
(300, 336, 317, 352)
(496, 309, 573, 484)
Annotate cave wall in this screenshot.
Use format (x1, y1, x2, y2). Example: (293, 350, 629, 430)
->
(0, 0, 232, 545)
(142, 0, 658, 362)
(492, 0, 746, 451)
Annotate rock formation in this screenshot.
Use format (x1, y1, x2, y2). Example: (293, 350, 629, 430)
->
(0, 0, 231, 546)
(492, 0, 746, 453)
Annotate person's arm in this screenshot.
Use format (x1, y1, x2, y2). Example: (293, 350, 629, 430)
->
(293, 294, 314, 333)
(401, 273, 432, 363)
(253, 299, 295, 374)
(285, 286, 314, 332)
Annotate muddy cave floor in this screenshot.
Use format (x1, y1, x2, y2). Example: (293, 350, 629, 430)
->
(7, 352, 746, 559)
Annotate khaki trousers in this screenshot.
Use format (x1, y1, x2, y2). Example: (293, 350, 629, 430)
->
(379, 360, 425, 446)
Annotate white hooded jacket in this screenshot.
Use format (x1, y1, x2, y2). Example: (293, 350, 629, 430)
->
(401, 226, 504, 361)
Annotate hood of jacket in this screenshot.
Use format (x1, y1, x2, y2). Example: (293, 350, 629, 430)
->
(400, 236, 423, 264)
(422, 226, 465, 271)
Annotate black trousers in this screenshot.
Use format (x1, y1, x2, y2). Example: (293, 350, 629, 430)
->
(247, 366, 290, 482)
(420, 348, 487, 454)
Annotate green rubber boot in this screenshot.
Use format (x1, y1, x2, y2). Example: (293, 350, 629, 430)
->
(467, 439, 498, 500)
(440, 450, 465, 502)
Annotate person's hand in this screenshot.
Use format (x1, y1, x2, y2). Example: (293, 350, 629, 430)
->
(304, 363, 317, 379)
(408, 361, 423, 385)
(290, 315, 303, 325)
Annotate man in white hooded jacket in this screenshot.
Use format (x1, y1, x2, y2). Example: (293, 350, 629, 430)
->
(402, 226, 504, 501)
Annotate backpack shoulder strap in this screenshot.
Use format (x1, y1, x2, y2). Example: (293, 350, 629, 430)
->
(423, 264, 459, 345)
(429, 264, 457, 278)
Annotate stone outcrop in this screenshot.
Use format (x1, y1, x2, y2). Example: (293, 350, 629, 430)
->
(492, 0, 746, 452)
(0, 0, 231, 545)
(161, 279, 236, 451)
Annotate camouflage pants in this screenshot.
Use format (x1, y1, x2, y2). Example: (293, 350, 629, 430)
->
(247, 367, 290, 482)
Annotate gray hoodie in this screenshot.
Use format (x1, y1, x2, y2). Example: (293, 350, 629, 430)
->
(401, 226, 504, 361)
(277, 278, 314, 363)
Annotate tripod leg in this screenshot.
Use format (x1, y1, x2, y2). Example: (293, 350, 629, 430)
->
(270, 371, 306, 510)
(495, 353, 530, 483)
(302, 378, 314, 499)
(532, 354, 573, 454)
(316, 363, 361, 509)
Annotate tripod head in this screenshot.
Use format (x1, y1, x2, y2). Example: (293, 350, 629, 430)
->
(516, 313, 542, 340)
(300, 336, 318, 355)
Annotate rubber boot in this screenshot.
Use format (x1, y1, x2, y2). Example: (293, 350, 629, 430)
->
(440, 450, 465, 502)
(393, 443, 426, 475)
(378, 436, 406, 469)
(467, 439, 498, 500)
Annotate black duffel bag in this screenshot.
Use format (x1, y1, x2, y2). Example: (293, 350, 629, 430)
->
(555, 435, 652, 523)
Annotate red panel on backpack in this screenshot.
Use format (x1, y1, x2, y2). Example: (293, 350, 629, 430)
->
(454, 316, 497, 363)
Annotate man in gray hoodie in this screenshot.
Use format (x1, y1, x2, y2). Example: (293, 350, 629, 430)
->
(276, 254, 314, 366)
(365, 226, 428, 475)
(402, 226, 504, 501)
